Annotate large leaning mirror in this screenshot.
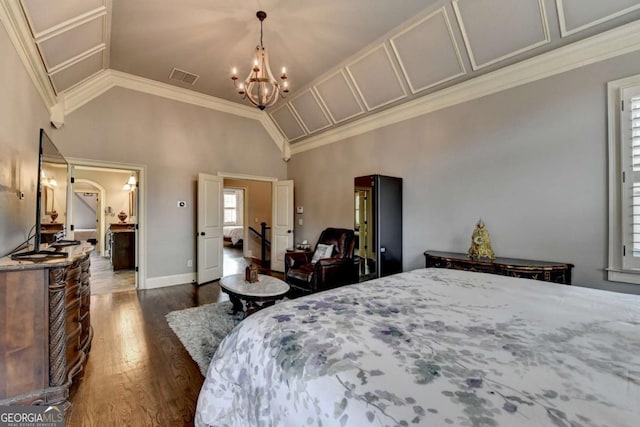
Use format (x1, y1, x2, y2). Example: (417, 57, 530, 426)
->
(354, 174, 403, 281)
(354, 177, 376, 281)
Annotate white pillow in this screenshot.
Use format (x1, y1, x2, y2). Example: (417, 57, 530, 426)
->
(311, 243, 334, 264)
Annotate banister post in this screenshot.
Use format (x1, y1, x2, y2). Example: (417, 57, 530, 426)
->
(261, 222, 267, 266)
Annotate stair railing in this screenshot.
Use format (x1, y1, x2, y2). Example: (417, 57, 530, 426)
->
(248, 222, 271, 266)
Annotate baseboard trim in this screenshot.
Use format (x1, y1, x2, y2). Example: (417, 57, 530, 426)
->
(144, 273, 196, 289)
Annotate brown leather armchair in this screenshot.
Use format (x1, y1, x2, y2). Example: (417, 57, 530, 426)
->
(285, 228, 358, 295)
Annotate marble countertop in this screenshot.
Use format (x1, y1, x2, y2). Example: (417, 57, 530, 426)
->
(220, 274, 289, 297)
(0, 243, 94, 272)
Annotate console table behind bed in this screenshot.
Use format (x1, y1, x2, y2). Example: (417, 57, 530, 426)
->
(424, 250, 573, 284)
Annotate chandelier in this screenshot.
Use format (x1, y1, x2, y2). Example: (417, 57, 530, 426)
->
(231, 11, 289, 110)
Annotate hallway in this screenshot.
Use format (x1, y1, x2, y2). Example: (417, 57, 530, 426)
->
(89, 250, 136, 295)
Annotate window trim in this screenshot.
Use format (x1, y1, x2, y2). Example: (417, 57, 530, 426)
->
(223, 190, 238, 226)
(607, 74, 640, 285)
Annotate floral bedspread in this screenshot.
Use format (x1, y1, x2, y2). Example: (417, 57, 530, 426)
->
(195, 268, 640, 426)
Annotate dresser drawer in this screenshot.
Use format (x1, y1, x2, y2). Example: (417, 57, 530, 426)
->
(501, 267, 571, 284)
(64, 299, 81, 337)
(65, 283, 81, 305)
(65, 264, 81, 284)
(66, 323, 82, 370)
(79, 292, 90, 313)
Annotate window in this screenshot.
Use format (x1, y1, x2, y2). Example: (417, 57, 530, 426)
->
(223, 191, 237, 225)
(607, 75, 640, 284)
(622, 86, 640, 267)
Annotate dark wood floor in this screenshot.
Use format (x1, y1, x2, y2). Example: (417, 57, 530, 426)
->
(67, 246, 260, 426)
(68, 282, 224, 426)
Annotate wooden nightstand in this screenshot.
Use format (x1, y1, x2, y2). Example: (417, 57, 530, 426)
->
(424, 250, 573, 284)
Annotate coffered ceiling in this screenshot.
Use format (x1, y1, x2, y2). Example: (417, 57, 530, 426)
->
(5, 0, 640, 151)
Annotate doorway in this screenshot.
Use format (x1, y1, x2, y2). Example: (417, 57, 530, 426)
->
(222, 178, 274, 264)
(196, 172, 293, 284)
(222, 186, 246, 275)
(67, 158, 145, 291)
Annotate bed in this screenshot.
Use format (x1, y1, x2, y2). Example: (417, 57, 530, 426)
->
(195, 268, 640, 426)
(223, 226, 244, 246)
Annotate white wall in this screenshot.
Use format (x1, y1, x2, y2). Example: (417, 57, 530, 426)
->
(53, 87, 286, 281)
(73, 193, 97, 229)
(287, 49, 640, 294)
(0, 22, 52, 257)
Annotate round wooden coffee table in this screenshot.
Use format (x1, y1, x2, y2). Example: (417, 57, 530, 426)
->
(219, 274, 290, 315)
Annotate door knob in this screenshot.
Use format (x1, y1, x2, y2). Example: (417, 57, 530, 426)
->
(287, 230, 292, 233)
(200, 232, 206, 236)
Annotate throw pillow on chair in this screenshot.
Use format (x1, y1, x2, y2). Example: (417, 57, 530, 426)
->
(311, 244, 334, 263)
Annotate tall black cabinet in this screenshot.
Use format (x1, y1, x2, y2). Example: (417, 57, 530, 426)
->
(354, 175, 402, 281)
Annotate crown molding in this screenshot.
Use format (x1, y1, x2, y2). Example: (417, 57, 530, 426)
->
(64, 69, 264, 120)
(62, 69, 286, 153)
(0, 1, 286, 153)
(0, 0, 57, 108)
(257, 114, 290, 160)
(6, 0, 640, 160)
(290, 18, 640, 156)
(61, 69, 114, 114)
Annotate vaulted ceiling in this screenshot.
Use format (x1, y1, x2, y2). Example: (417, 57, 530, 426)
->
(5, 0, 640, 154)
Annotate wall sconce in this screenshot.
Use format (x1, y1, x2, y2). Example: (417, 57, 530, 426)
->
(41, 171, 57, 187)
(122, 172, 136, 191)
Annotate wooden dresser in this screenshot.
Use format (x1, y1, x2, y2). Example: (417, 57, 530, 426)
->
(0, 244, 93, 411)
(424, 250, 573, 284)
(41, 222, 64, 244)
(108, 223, 135, 271)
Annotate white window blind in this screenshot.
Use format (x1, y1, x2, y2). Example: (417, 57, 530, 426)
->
(621, 86, 640, 269)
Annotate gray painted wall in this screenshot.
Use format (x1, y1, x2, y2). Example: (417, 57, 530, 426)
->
(53, 87, 286, 279)
(0, 23, 52, 257)
(288, 50, 640, 294)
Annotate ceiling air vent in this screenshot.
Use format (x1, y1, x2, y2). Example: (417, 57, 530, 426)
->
(169, 67, 200, 85)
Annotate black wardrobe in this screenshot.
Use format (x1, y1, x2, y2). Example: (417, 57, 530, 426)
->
(354, 174, 402, 281)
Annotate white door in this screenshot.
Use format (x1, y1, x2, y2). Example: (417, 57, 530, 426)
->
(197, 173, 224, 284)
(271, 180, 294, 272)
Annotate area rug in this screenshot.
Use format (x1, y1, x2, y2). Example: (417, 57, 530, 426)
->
(165, 301, 243, 376)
